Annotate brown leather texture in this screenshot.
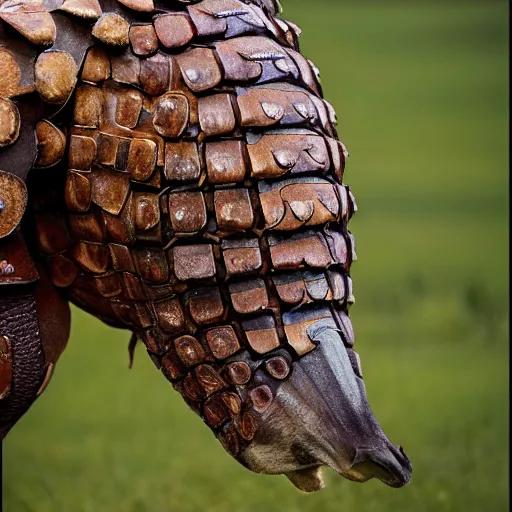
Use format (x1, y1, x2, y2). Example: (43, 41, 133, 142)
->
(0, 286, 45, 438)
(32, 261, 71, 366)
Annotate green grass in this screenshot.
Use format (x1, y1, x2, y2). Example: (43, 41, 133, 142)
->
(3, 1, 509, 511)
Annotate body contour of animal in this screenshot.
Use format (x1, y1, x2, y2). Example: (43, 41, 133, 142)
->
(0, 0, 412, 492)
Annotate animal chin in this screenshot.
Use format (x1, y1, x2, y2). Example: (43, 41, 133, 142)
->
(285, 466, 325, 493)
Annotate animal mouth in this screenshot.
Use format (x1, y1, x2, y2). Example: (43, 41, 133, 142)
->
(314, 441, 412, 489)
(346, 444, 412, 488)
(286, 466, 326, 493)
(285, 443, 412, 493)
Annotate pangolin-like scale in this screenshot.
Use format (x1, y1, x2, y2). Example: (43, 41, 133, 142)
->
(0, 0, 411, 492)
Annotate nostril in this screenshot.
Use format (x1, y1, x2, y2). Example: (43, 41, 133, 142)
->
(391, 444, 412, 470)
(397, 445, 412, 473)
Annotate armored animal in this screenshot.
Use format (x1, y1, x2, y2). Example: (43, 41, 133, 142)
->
(0, 0, 412, 492)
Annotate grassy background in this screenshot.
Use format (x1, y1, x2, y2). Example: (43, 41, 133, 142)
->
(3, 1, 509, 511)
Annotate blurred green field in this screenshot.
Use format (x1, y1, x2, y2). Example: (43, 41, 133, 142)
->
(3, 1, 509, 511)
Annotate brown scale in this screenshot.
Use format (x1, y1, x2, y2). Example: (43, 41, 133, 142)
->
(1, 0, 359, 462)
